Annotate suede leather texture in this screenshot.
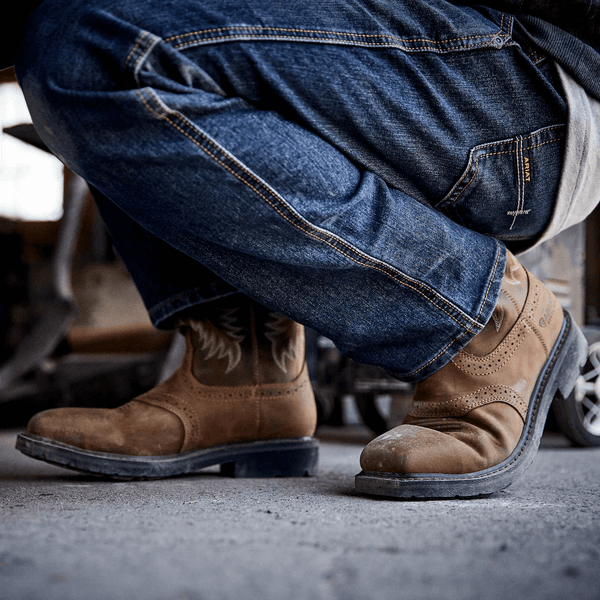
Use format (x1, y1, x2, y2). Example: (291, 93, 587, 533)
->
(28, 304, 317, 456)
(360, 252, 565, 475)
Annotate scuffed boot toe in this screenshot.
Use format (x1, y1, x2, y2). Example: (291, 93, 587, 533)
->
(28, 408, 89, 449)
(26, 403, 185, 456)
(359, 425, 488, 475)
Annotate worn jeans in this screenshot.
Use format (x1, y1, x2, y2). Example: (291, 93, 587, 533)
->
(15, 0, 567, 381)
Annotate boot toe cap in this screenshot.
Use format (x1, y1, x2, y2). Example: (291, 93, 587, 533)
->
(360, 424, 490, 475)
(27, 403, 184, 456)
(28, 408, 89, 449)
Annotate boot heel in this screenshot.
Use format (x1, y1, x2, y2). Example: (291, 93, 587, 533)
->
(220, 439, 319, 478)
(555, 316, 589, 400)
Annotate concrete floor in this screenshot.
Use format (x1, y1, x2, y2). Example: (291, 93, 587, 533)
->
(1, 427, 600, 600)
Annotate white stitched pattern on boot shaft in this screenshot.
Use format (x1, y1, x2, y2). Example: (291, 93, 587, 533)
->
(265, 312, 300, 374)
(189, 309, 245, 373)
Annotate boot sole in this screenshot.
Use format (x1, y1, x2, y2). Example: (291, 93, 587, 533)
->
(355, 311, 588, 499)
(15, 434, 319, 480)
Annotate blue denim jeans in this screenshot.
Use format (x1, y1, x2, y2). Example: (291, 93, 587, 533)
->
(15, 0, 567, 381)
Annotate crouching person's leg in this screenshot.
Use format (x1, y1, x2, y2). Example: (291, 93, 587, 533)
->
(14, 0, 585, 496)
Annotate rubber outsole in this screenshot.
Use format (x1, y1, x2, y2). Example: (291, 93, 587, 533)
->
(15, 434, 319, 480)
(355, 312, 588, 500)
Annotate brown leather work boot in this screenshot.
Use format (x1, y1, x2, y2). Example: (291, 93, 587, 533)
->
(356, 251, 587, 499)
(16, 297, 318, 478)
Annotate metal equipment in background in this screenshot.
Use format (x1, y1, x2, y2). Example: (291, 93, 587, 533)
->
(0, 124, 172, 425)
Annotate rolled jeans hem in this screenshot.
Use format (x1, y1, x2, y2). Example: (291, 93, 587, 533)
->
(149, 289, 242, 330)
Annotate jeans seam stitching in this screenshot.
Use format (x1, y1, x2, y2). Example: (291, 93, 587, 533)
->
(527, 49, 546, 64)
(136, 88, 481, 333)
(407, 239, 501, 378)
(124, 31, 150, 67)
(169, 35, 505, 52)
(125, 32, 162, 81)
(408, 330, 471, 378)
(164, 14, 511, 53)
(508, 136, 525, 229)
(165, 23, 504, 45)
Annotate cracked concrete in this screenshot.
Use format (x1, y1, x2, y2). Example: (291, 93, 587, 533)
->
(1, 428, 599, 600)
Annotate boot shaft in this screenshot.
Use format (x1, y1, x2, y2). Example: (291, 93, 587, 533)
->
(183, 297, 305, 387)
(408, 252, 564, 421)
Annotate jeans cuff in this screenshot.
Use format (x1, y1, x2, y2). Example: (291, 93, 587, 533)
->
(148, 288, 243, 330)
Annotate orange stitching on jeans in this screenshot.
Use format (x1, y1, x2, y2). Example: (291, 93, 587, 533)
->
(166, 27, 501, 46)
(527, 49, 546, 65)
(125, 31, 150, 68)
(170, 34, 507, 53)
(133, 38, 157, 74)
(527, 137, 563, 150)
(443, 150, 510, 208)
(136, 89, 481, 333)
(164, 13, 510, 52)
(158, 13, 515, 371)
(164, 14, 508, 48)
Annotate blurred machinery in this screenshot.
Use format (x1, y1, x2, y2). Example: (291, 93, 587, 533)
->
(0, 124, 172, 425)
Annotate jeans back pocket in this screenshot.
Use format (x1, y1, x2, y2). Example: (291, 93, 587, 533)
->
(437, 124, 566, 246)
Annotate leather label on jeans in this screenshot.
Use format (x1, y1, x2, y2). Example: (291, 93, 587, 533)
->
(523, 156, 531, 183)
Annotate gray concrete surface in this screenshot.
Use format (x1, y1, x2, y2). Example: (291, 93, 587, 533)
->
(1, 427, 599, 600)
